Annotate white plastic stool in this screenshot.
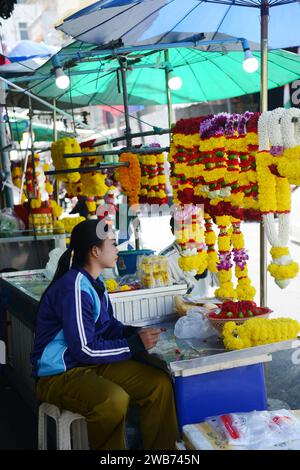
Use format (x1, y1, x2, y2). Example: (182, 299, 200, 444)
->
(38, 403, 89, 450)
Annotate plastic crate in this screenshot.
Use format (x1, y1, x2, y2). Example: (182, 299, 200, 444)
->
(110, 284, 187, 324)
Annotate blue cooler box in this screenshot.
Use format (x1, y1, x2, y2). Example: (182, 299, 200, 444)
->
(173, 363, 267, 431)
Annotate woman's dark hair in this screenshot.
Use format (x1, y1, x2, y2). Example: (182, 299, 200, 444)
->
(41, 219, 108, 300)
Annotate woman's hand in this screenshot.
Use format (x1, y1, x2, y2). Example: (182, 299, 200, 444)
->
(138, 328, 161, 350)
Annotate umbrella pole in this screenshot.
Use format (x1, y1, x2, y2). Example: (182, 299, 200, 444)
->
(119, 60, 132, 147)
(259, 0, 269, 307)
(53, 98, 60, 204)
(164, 50, 174, 129)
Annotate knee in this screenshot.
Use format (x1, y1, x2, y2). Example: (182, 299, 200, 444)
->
(104, 386, 130, 418)
(153, 371, 174, 397)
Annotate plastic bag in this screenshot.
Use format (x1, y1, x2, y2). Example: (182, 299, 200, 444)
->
(138, 255, 172, 289)
(44, 248, 65, 280)
(174, 308, 217, 339)
(0, 208, 24, 237)
(207, 410, 300, 448)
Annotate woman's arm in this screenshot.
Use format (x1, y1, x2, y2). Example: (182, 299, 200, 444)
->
(61, 287, 145, 364)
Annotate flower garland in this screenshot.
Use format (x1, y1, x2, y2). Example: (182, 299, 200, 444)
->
(139, 149, 168, 204)
(223, 317, 300, 350)
(80, 147, 108, 201)
(231, 217, 256, 301)
(174, 206, 207, 277)
(168, 132, 200, 205)
(51, 137, 81, 183)
(257, 109, 299, 288)
(168, 110, 300, 294)
(214, 215, 236, 300)
(199, 113, 228, 203)
(11, 164, 22, 190)
(278, 107, 300, 185)
(119, 152, 141, 206)
(42, 163, 63, 221)
(60, 216, 86, 234)
(204, 213, 218, 272)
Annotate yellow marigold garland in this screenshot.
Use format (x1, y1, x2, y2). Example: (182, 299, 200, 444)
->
(223, 317, 300, 350)
(51, 138, 81, 183)
(215, 215, 236, 300)
(139, 152, 168, 204)
(231, 218, 256, 301)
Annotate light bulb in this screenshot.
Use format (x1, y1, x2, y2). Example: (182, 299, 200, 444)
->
(243, 50, 259, 74)
(55, 67, 70, 89)
(168, 74, 182, 91)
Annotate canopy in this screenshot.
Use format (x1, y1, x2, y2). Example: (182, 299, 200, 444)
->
(10, 46, 300, 108)
(57, 0, 300, 50)
(9, 119, 72, 142)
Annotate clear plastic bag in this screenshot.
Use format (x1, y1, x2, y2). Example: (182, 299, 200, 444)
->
(138, 255, 173, 289)
(174, 308, 217, 339)
(0, 208, 25, 237)
(207, 410, 300, 449)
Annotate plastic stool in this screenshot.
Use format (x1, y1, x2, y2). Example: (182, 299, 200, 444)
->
(38, 403, 89, 450)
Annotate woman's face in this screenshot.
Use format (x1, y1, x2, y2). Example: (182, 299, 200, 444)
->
(97, 237, 119, 269)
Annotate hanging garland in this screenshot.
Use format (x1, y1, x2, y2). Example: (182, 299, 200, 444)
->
(214, 215, 236, 300)
(256, 108, 299, 288)
(231, 217, 256, 301)
(119, 152, 141, 206)
(51, 137, 82, 183)
(139, 148, 168, 204)
(174, 205, 207, 277)
(204, 213, 218, 273)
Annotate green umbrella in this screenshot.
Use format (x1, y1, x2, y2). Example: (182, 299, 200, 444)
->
(14, 46, 300, 108)
(9, 119, 72, 142)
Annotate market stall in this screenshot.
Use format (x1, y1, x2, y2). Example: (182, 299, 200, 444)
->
(1, 6, 300, 449)
(1, 269, 299, 430)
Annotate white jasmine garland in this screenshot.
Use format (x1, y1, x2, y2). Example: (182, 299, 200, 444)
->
(258, 111, 271, 151)
(268, 108, 284, 147)
(281, 108, 300, 148)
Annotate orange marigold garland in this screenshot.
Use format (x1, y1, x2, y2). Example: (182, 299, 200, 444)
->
(119, 152, 141, 206)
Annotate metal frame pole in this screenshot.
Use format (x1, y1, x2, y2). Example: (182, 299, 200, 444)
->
(0, 81, 14, 207)
(0, 76, 92, 131)
(28, 97, 37, 197)
(53, 98, 57, 141)
(53, 98, 60, 204)
(260, 0, 269, 307)
(119, 59, 132, 148)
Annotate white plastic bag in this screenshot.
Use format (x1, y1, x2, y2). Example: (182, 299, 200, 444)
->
(44, 248, 65, 280)
(174, 308, 216, 339)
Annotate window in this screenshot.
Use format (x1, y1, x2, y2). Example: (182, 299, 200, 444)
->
(19, 22, 29, 40)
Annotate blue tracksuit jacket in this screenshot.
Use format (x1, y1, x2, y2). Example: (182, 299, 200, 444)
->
(31, 266, 144, 377)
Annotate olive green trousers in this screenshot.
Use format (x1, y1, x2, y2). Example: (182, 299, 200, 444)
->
(37, 359, 180, 450)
